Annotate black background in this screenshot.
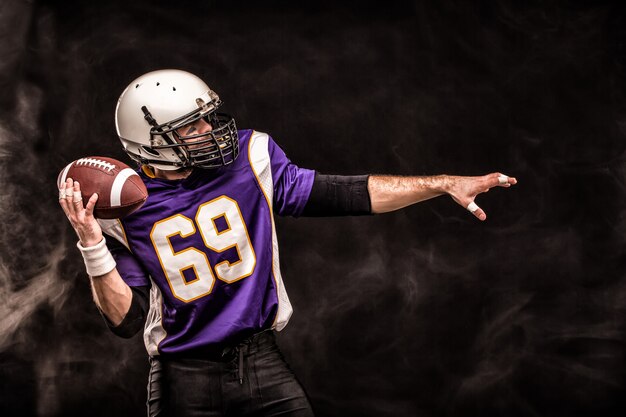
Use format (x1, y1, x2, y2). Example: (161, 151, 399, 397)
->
(1, 1, 625, 416)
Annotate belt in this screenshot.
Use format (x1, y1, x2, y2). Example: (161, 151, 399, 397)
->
(221, 330, 274, 385)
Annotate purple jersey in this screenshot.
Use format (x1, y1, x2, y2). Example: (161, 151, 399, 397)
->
(98, 130, 315, 357)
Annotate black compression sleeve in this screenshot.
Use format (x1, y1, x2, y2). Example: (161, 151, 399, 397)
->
(301, 173, 372, 216)
(104, 285, 150, 339)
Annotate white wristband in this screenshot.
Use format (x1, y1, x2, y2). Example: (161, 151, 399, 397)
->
(76, 237, 116, 277)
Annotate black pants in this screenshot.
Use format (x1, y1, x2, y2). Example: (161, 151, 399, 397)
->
(147, 331, 315, 417)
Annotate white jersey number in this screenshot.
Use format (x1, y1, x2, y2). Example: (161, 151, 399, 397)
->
(150, 196, 256, 302)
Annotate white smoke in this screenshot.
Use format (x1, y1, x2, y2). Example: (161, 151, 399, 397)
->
(0, 244, 70, 352)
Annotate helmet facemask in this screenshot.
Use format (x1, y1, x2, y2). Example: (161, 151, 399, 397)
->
(141, 99, 239, 170)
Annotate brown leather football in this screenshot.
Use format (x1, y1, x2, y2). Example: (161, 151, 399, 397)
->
(57, 156, 147, 219)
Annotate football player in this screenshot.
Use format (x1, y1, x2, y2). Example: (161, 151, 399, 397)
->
(58, 69, 517, 417)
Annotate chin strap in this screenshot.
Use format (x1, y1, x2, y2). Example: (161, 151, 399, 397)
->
(141, 105, 190, 164)
(141, 106, 158, 127)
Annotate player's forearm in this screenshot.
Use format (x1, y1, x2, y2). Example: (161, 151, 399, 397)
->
(89, 269, 133, 326)
(367, 174, 453, 213)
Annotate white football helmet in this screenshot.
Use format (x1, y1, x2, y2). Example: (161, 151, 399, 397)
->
(115, 69, 238, 170)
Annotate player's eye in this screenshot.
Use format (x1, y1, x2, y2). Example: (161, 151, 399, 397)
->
(184, 126, 197, 136)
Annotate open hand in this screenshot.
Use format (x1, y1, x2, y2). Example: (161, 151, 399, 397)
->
(447, 173, 517, 221)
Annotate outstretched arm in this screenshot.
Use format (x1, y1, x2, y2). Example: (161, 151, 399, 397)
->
(368, 172, 517, 221)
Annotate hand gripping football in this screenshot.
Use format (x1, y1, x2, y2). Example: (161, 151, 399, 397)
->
(57, 156, 147, 219)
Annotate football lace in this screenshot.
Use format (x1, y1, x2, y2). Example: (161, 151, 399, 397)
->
(76, 157, 116, 172)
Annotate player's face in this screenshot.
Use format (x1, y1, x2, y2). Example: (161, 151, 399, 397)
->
(176, 118, 213, 149)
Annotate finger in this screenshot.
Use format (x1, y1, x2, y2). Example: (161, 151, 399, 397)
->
(495, 173, 517, 187)
(59, 181, 68, 204)
(467, 201, 487, 221)
(85, 193, 99, 217)
(72, 191, 83, 206)
(65, 178, 82, 214)
(72, 181, 84, 207)
(58, 182, 71, 214)
(65, 178, 77, 215)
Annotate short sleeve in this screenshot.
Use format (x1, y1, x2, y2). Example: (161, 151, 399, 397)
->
(104, 235, 151, 287)
(267, 135, 315, 217)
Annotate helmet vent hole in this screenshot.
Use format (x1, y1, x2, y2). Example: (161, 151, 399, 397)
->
(156, 82, 160, 86)
(173, 87, 176, 91)
(135, 83, 139, 88)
